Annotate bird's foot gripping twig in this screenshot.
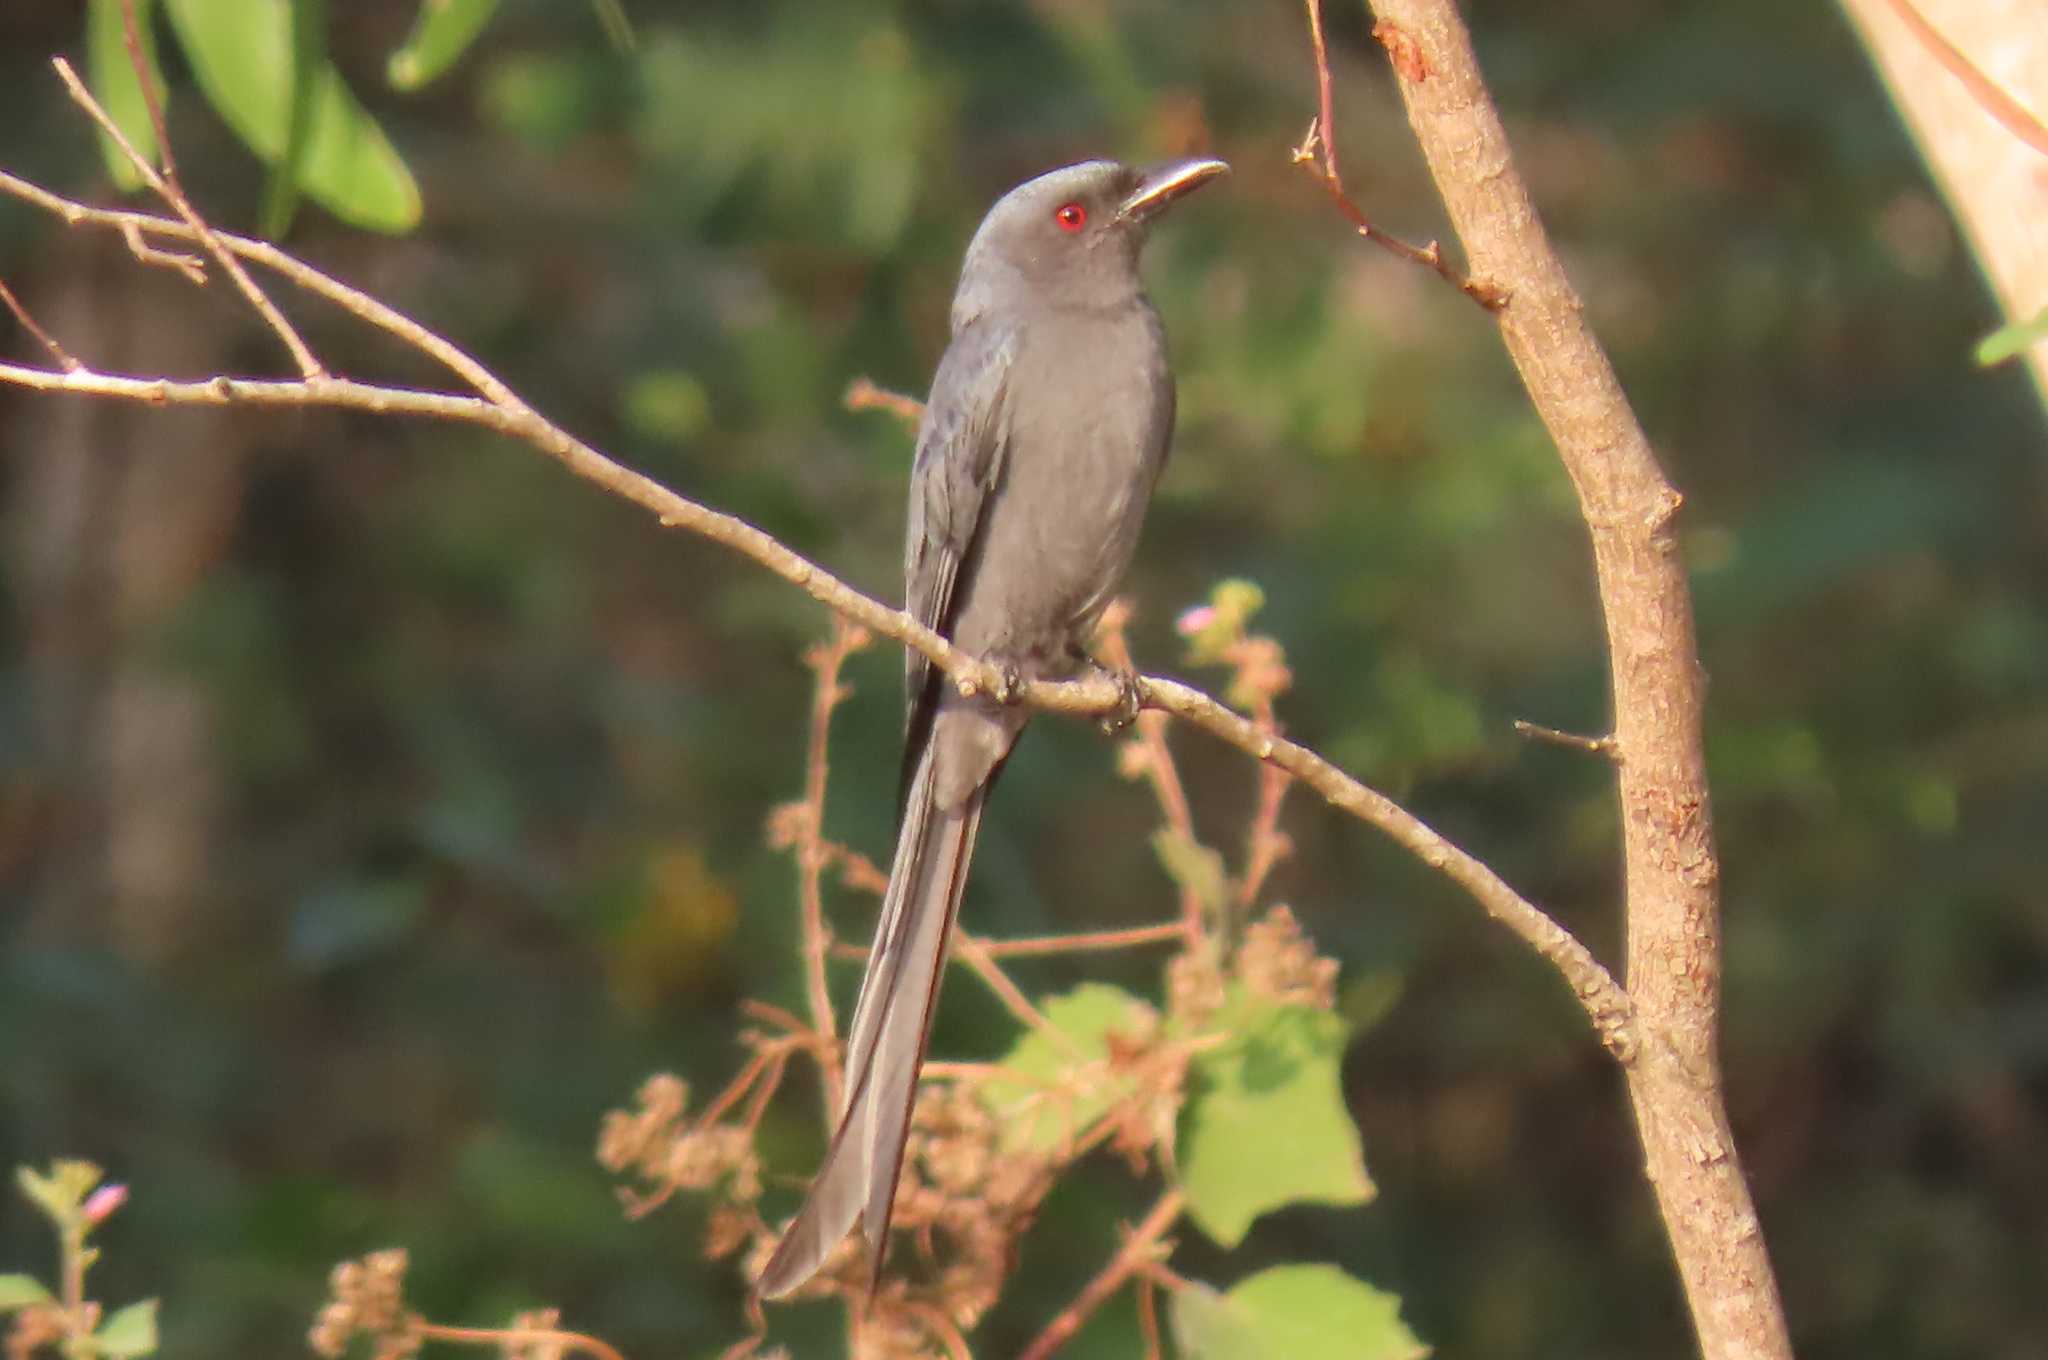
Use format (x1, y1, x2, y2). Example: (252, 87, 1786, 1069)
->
(986, 658, 1026, 706)
(1093, 662, 1146, 735)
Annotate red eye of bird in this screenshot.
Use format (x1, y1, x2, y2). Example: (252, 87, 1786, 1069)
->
(1054, 201, 1087, 232)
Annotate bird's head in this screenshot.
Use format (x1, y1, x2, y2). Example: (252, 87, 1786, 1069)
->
(951, 157, 1228, 328)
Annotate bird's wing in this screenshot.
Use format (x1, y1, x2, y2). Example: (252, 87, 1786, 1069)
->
(900, 318, 1018, 802)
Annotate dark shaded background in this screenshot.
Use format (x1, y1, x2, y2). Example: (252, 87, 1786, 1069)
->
(2, 1, 2043, 1356)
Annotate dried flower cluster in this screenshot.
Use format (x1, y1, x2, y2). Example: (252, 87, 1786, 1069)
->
(1237, 905, 1339, 1010)
(308, 1248, 415, 1360)
(596, 1073, 764, 1211)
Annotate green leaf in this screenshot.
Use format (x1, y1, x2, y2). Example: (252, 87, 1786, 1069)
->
(1179, 993, 1372, 1247)
(163, 0, 422, 232)
(0, 1275, 54, 1312)
(1975, 306, 2048, 368)
(85, 0, 166, 190)
(387, 0, 502, 91)
(621, 369, 712, 443)
(586, 0, 635, 52)
(259, 0, 324, 238)
(979, 983, 1154, 1153)
(94, 1300, 159, 1359)
(1171, 1266, 1427, 1360)
(1152, 830, 1227, 918)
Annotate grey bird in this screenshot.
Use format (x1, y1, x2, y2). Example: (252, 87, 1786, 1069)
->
(756, 156, 1228, 1299)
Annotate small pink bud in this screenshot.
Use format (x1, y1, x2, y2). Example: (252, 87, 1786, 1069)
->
(1176, 605, 1217, 636)
(81, 1183, 127, 1227)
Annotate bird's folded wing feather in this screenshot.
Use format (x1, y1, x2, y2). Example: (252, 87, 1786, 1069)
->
(900, 319, 1018, 797)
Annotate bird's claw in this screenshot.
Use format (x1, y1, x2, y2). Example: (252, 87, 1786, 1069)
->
(1097, 665, 1145, 735)
(989, 660, 1025, 705)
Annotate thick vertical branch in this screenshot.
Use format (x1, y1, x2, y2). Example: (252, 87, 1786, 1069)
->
(1359, 2, 1791, 1357)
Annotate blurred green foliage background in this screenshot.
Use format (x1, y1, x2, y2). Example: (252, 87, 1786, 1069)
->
(1, 0, 2043, 1356)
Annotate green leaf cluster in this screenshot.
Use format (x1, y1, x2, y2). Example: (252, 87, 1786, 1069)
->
(81, 0, 541, 233)
(984, 981, 1405, 1352)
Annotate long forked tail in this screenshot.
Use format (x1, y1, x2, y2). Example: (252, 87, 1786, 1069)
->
(755, 748, 985, 1298)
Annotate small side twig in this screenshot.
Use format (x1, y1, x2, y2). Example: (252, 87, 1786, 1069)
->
(843, 375, 925, 427)
(117, 217, 206, 284)
(1017, 1190, 1184, 1360)
(1236, 758, 1293, 909)
(1136, 1274, 1162, 1360)
(0, 277, 81, 372)
(1294, 0, 1502, 307)
(1513, 718, 1620, 759)
(417, 1322, 628, 1360)
(57, 42, 325, 378)
(953, 933, 1078, 1053)
(974, 921, 1187, 958)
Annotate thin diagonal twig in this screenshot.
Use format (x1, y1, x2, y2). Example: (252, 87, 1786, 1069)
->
(0, 277, 81, 371)
(59, 42, 325, 377)
(1018, 1190, 1184, 1360)
(1294, 0, 1502, 306)
(973, 921, 1187, 957)
(418, 1323, 627, 1360)
(952, 932, 1078, 1052)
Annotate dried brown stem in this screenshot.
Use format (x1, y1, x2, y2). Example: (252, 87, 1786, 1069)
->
(694, 1041, 797, 1135)
(1361, 2, 1790, 1355)
(1017, 1190, 1184, 1360)
(972, 921, 1187, 957)
(842, 375, 925, 426)
(417, 1322, 628, 1360)
(952, 933, 1075, 1052)
(115, 0, 174, 178)
(795, 618, 871, 1114)
(906, 1304, 973, 1360)
(1234, 685, 1294, 912)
